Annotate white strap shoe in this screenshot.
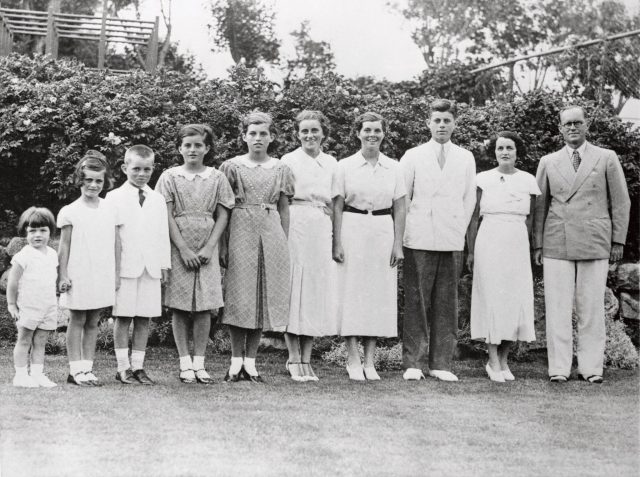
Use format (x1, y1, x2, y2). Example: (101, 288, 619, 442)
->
(429, 369, 459, 382)
(402, 368, 425, 381)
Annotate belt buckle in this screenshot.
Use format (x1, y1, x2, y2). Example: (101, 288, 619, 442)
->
(260, 203, 267, 210)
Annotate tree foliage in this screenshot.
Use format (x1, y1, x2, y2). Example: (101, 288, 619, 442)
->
(208, 0, 280, 67)
(284, 21, 335, 82)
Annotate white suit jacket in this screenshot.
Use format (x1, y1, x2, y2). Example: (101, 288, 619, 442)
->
(401, 140, 476, 251)
(106, 181, 171, 278)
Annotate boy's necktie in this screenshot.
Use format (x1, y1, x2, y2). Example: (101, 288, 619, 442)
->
(438, 144, 446, 170)
(571, 150, 581, 171)
(139, 188, 146, 206)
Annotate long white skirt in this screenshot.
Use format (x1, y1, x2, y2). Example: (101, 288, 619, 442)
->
(336, 212, 397, 337)
(285, 205, 339, 336)
(471, 214, 536, 344)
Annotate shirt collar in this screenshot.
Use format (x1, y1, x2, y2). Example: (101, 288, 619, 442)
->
(239, 155, 278, 169)
(175, 166, 213, 181)
(122, 181, 152, 194)
(428, 139, 452, 154)
(565, 142, 587, 157)
(356, 151, 390, 169)
(299, 148, 330, 168)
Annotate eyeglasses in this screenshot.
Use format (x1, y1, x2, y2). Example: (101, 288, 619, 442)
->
(561, 121, 585, 128)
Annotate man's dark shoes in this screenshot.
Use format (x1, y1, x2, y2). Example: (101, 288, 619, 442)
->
(240, 367, 264, 383)
(116, 368, 136, 384)
(132, 369, 155, 385)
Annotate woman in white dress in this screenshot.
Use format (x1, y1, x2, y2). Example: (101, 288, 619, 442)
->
(467, 131, 541, 382)
(282, 110, 338, 382)
(332, 112, 406, 381)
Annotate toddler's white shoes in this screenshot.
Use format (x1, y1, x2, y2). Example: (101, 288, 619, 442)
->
(13, 374, 38, 388)
(31, 373, 57, 387)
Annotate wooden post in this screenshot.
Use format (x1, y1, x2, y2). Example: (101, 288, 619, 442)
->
(0, 17, 6, 55)
(145, 16, 159, 72)
(97, 0, 108, 69)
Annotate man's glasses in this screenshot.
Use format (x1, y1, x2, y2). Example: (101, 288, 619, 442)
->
(561, 121, 585, 128)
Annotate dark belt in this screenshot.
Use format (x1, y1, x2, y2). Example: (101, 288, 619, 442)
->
(344, 205, 392, 216)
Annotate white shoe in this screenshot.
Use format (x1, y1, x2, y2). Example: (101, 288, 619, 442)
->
(403, 368, 425, 381)
(363, 366, 381, 381)
(429, 369, 459, 382)
(502, 366, 515, 381)
(346, 364, 365, 381)
(13, 374, 38, 388)
(31, 373, 57, 388)
(485, 363, 505, 383)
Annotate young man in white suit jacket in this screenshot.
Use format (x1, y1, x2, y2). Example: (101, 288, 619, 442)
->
(534, 105, 630, 384)
(400, 99, 476, 381)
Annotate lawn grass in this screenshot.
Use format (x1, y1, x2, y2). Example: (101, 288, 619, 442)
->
(0, 345, 638, 477)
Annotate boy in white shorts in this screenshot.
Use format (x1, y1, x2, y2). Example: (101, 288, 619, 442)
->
(106, 145, 170, 385)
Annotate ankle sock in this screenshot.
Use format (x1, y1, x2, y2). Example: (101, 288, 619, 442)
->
(115, 348, 130, 372)
(243, 357, 257, 376)
(131, 350, 145, 371)
(69, 361, 83, 376)
(14, 366, 28, 377)
(193, 355, 204, 370)
(30, 363, 44, 376)
(179, 355, 193, 371)
(82, 360, 93, 373)
(229, 357, 243, 375)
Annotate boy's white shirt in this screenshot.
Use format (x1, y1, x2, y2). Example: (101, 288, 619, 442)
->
(105, 181, 171, 278)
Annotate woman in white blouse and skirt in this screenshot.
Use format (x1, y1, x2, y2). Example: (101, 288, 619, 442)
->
(332, 112, 406, 381)
(467, 131, 541, 382)
(281, 110, 339, 381)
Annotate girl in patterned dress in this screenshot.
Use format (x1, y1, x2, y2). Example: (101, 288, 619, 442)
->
(219, 112, 295, 382)
(156, 124, 235, 384)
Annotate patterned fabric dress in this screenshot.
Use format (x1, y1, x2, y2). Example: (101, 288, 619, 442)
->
(219, 155, 295, 330)
(155, 166, 235, 312)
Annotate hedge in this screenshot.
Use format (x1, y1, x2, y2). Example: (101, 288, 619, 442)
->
(0, 54, 638, 256)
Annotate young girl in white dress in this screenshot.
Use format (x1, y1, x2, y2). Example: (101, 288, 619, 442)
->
(58, 151, 118, 386)
(467, 131, 541, 382)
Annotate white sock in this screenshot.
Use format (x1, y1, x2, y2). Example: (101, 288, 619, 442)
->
(82, 360, 93, 373)
(229, 357, 243, 375)
(179, 355, 193, 371)
(243, 357, 257, 376)
(14, 366, 28, 377)
(131, 350, 145, 371)
(115, 348, 130, 372)
(193, 355, 204, 370)
(69, 361, 83, 376)
(30, 363, 44, 376)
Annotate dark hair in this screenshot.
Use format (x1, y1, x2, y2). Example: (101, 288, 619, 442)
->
(73, 150, 113, 190)
(175, 124, 215, 150)
(487, 131, 527, 160)
(430, 99, 457, 119)
(17, 206, 56, 235)
(352, 111, 387, 137)
(240, 111, 276, 135)
(295, 110, 330, 141)
(125, 144, 155, 163)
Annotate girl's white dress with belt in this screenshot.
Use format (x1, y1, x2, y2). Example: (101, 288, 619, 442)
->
(471, 169, 541, 344)
(281, 148, 339, 336)
(332, 152, 406, 337)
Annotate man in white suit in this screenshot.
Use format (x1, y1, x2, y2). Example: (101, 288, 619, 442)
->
(534, 105, 630, 383)
(401, 99, 476, 381)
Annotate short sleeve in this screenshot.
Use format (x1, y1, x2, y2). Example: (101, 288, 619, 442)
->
(331, 162, 346, 199)
(154, 170, 175, 203)
(56, 205, 72, 228)
(279, 163, 295, 197)
(11, 249, 28, 269)
(527, 173, 542, 196)
(215, 171, 236, 210)
(393, 163, 407, 200)
(476, 171, 488, 190)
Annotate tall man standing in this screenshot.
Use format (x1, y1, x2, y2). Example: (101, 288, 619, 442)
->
(400, 99, 476, 381)
(534, 105, 630, 383)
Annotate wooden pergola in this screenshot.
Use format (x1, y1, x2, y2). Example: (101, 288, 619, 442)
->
(0, 1, 159, 72)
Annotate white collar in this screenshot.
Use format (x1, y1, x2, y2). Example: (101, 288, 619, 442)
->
(565, 142, 587, 157)
(428, 139, 452, 154)
(239, 155, 278, 169)
(122, 181, 152, 194)
(175, 166, 213, 181)
(356, 151, 390, 169)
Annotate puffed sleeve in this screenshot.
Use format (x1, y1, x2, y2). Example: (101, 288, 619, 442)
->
(154, 169, 175, 203)
(476, 171, 487, 191)
(215, 171, 236, 210)
(392, 162, 407, 200)
(331, 161, 346, 199)
(527, 172, 542, 196)
(56, 204, 72, 228)
(279, 163, 295, 197)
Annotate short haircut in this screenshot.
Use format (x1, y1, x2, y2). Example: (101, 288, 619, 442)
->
(295, 110, 331, 140)
(558, 105, 586, 123)
(430, 99, 457, 119)
(487, 131, 527, 160)
(240, 111, 276, 135)
(352, 111, 387, 136)
(17, 206, 56, 235)
(124, 144, 155, 164)
(175, 124, 215, 150)
(73, 150, 113, 190)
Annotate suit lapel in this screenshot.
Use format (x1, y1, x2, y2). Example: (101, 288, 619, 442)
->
(423, 144, 445, 192)
(568, 143, 600, 199)
(550, 149, 575, 187)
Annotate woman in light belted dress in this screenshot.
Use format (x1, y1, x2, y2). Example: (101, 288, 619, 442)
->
(280, 110, 338, 382)
(219, 112, 295, 382)
(466, 131, 541, 382)
(332, 112, 407, 381)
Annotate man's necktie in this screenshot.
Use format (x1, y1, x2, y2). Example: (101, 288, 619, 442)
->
(139, 188, 146, 206)
(438, 145, 446, 170)
(571, 150, 581, 171)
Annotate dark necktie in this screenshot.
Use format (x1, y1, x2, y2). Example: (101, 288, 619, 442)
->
(138, 188, 146, 207)
(571, 150, 581, 171)
(438, 144, 446, 170)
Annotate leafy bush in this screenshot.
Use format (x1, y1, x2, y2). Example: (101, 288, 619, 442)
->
(605, 318, 639, 369)
(322, 341, 403, 371)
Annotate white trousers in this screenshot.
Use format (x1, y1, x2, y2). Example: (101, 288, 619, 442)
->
(543, 257, 609, 377)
